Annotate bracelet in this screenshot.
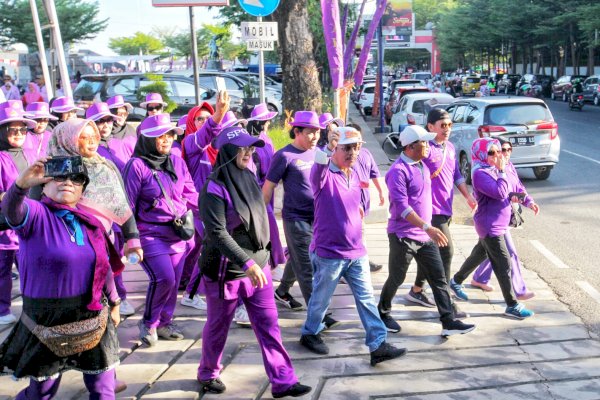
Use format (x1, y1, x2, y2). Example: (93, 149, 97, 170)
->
(108, 298, 122, 307)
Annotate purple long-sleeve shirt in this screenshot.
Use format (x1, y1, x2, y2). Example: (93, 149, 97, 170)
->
(386, 153, 432, 242)
(2, 183, 118, 302)
(23, 130, 52, 160)
(423, 140, 465, 217)
(183, 117, 222, 192)
(472, 167, 511, 238)
(0, 152, 20, 250)
(97, 135, 136, 173)
(310, 159, 366, 259)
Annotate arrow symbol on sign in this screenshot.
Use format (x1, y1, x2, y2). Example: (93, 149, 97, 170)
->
(242, 0, 264, 7)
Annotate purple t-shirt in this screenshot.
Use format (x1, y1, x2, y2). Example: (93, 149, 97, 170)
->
(266, 144, 315, 222)
(23, 130, 52, 160)
(386, 153, 432, 242)
(0, 152, 20, 250)
(253, 131, 275, 187)
(472, 167, 511, 238)
(183, 118, 221, 192)
(310, 161, 366, 259)
(423, 140, 464, 217)
(97, 135, 136, 173)
(354, 148, 380, 215)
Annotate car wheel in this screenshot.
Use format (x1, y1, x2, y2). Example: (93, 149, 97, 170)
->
(460, 153, 472, 185)
(562, 92, 567, 102)
(533, 166, 551, 180)
(594, 96, 599, 106)
(551, 92, 555, 101)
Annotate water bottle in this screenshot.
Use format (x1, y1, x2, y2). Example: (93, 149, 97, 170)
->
(127, 253, 140, 264)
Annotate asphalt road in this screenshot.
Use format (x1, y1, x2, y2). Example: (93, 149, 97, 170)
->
(366, 95, 600, 337)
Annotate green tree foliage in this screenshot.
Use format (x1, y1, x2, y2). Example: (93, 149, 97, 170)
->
(0, 0, 107, 49)
(109, 32, 164, 55)
(137, 74, 177, 113)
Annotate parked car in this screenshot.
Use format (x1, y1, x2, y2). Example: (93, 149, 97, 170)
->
(228, 71, 282, 92)
(446, 97, 559, 183)
(516, 74, 554, 97)
(411, 72, 432, 85)
(462, 76, 481, 96)
(581, 75, 600, 105)
(72, 73, 243, 121)
(496, 74, 522, 94)
(351, 77, 375, 104)
(551, 75, 587, 101)
(384, 79, 427, 124)
(390, 92, 455, 133)
(357, 82, 388, 115)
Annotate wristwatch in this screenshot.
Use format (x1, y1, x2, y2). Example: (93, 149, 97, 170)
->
(108, 298, 122, 307)
(422, 223, 431, 231)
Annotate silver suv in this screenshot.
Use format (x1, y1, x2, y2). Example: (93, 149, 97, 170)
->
(447, 97, 560, 183)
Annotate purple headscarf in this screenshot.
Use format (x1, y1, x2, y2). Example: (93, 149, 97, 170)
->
(471, 137, 501, 176)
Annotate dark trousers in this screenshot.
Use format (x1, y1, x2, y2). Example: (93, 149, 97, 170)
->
(414, 214, 453, 288)
(453, 235, 517, 307)
(379, 234, 454, 323)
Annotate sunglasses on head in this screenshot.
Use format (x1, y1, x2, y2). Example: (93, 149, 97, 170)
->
(53, 174, 87, 186)
(146, 105, 163, 112)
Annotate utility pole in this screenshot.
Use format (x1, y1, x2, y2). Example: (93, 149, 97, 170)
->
(29, 0, 53, 100)
(43, 0, 72, 98)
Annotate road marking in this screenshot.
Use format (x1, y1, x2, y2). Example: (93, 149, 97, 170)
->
(530, 240, 570, 269)
(576, 281, 600, 305)
(563, 150, 600, 166)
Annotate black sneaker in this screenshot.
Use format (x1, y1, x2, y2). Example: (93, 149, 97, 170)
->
(275, 291, 305, 311)
(11, 272, 18, 280)
(379, 312, 401, 333)
(370, 341, 407, 366)
(369, 261, 383, 272)
(300, 334, 329, 355)
(405, 288, 436, 308)
(452, 302, 470, 319)
(272, 382, 312, 398)
(198, 378, 226, 394)
(441, 319, 476, 337)
(322, 314, 340, 330)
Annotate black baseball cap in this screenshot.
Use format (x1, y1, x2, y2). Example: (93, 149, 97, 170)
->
(427, 109, 451, 125)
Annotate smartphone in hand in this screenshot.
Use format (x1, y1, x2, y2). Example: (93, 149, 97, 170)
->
(508, 192, 526, 201)
(44, 156, 85, 177)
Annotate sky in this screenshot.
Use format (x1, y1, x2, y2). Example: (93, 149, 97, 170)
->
(78, 0, 377, 56)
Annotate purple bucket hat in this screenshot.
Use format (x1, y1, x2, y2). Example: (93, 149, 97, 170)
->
(139, 113, 183, 138)
(140, 93, 168, 109)
(319, 112, 345, 129)
(212, 126, 265, 150)
(0, 100, 25, 113)
(24, 102, 58, 120)
(106, 95, 133, 112)
(290, 111, 321, 130)
(86, 102, 119, 122)
(0, 106, 37, 129)
(247, 103, 278, 121)
(177, 114, 188, 129)
(50, 96, 83, 113)
(220, 111, 247, 129)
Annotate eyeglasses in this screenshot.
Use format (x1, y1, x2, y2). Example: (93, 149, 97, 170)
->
(7, 127, 28, 135)
(501, 147, 512, 153)
(237, 146, 255, 154)
(96, 117, 113, 125)
(339, 144, 360, 153)
(195, 116, 209, 123)
(439, 122, 453, 128)
(487, 150, 500, 156)
(53, 174, 87, 186)
(79, 135, 98, 144)
(146, 105, 163, 112)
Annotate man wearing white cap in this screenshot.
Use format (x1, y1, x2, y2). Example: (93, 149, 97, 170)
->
(299, 127, 406, 366)
(377, 125, 476, 337)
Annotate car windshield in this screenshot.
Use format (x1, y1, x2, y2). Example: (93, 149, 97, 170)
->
(466, 78, 480, 83)
(486, 104, 552, 125)
(73, 79, 103, 100)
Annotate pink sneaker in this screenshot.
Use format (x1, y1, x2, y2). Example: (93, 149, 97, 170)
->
(470, 280, 494, 292)
(517, 292, 535, 301)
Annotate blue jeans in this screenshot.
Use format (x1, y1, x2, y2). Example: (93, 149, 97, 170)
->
(302, 252, 387, 352)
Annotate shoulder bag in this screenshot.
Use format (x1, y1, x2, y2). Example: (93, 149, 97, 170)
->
(152, 171, 194, 241)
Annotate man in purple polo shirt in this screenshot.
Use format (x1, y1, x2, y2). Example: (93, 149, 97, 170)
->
(299, 127, 406, 365)
(404, 109, 476, 313)
(378, 125, 476, 337)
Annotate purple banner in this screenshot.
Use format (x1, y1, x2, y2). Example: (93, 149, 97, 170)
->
(321, 0, 344, 89)
(343, 0, 367, 79)
(354, 0, 387, 86)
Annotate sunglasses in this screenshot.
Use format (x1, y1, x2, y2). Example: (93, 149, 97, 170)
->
(339, 143, 360, 153)
(501, 147, 512, 153)
(146, 105, 163, 112)
(487, 150, 500, 156)
(195, 116, 209, 123)
(96, 117, 114, 125)
(7, 127, 28, 135)
(439, 122, 453, 128)
(237, 146, 255, 154)
(53, 174, 87, 186)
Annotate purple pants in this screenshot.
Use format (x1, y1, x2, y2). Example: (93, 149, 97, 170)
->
(267, 204, 286, 266)
(15, 369, 115, 400)
(0, 250, 16, 316)
(183, 228, 203, 294)
(140, 246, 190, 329)
(198, 267, 298, 393)
(111, 227, 127, 300)
(472, 230, 528, 296)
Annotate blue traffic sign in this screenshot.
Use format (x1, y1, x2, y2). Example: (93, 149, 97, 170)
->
(238, 0, 280, 17)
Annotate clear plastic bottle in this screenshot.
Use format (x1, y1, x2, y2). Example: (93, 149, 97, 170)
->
(127, 253, 140, 264)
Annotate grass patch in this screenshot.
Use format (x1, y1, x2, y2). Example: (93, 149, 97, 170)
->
(268, 125, 292, 150)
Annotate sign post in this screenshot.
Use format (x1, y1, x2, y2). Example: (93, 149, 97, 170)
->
(238, 0, 280, 105)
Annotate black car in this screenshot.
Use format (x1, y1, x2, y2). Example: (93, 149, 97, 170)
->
(72, 73, 243, 121)
(497, 74, 522, 94)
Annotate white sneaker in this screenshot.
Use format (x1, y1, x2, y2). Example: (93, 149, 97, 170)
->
(234, 304, 251, 326)
(181, 292, 208, 310)
(119, 299, 135, 316)
(0, 313, 17, 325)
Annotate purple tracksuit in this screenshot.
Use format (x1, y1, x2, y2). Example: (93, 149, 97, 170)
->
(123, 155, 197, 329)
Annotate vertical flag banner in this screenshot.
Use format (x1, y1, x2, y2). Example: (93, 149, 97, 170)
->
(343, 0, 367, 79)
(321, 0, 344, 90)
(354, 0, 387, 86)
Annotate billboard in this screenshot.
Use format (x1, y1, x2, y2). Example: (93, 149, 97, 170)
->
(382, 0, 413, 41)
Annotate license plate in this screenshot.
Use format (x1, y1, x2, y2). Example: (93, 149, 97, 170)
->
(509, 136, 535, 146)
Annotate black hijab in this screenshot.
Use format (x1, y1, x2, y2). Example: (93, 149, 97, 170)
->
(132, 133, 178, 181)
(0, 125, 28, 172)
(204, 143, 269, 250)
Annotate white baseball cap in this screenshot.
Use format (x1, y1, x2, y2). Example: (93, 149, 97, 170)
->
(400, 125, 436, 147)
(336, 127, 365, 145)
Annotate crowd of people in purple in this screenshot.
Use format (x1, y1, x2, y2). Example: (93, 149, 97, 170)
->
(0, 89, 539, 399)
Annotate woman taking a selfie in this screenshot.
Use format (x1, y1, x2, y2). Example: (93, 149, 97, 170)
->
(0, 157, 123, 399)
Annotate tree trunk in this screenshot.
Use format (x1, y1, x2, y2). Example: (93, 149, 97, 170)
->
(588, 42, 595, 76)
(273, 0, 323, 113)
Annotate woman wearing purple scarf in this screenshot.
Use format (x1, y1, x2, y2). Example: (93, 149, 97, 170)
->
(0, 157, 123, 399)
(449, 138, 535, 319)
